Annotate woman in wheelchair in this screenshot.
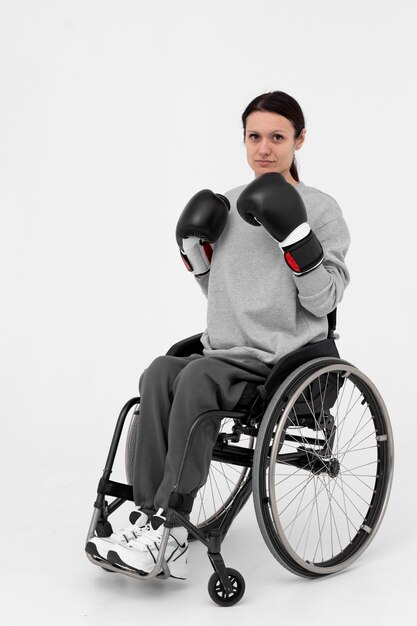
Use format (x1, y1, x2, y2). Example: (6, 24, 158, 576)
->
(86, 91, 393, 606)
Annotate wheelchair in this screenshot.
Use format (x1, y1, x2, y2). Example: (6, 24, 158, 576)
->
(85, 308, 394, 606)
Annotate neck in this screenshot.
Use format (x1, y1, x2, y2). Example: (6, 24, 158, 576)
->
(254, 170, 299, 186)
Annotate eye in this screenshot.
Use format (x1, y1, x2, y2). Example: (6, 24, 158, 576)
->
(247, 133, 283, 140)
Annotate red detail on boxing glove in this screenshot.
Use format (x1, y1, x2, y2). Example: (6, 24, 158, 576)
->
(284, 251, 301, 273)
(202, 241, 213, 264)
(180, 250, 193, 271)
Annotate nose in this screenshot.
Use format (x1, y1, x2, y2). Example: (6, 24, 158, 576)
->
(258, 139, 271, 157)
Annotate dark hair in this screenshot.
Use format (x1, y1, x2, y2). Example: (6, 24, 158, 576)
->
(241, 91, 305, 182)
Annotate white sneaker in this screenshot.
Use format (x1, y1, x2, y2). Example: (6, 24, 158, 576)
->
(107, 508, 188, 579)
(86, 508, 149, 561)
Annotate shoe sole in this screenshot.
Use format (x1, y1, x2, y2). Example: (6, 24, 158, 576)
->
(86, 534, 143, 562)
(85, 541, 109, 562)
(107, 549, 187, 580)
(85, 542, 118, 573)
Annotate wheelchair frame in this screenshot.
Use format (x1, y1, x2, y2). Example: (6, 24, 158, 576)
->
(86, 308, 394, 606)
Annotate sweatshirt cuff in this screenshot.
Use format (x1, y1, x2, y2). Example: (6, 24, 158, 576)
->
(292, 262, 331, 297)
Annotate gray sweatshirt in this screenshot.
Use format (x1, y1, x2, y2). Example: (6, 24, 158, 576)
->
(195, 180, 351, 365)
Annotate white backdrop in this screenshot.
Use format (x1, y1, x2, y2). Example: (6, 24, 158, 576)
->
(1, 1, 416, 624)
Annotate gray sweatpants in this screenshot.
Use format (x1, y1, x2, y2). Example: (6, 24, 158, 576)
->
(132, 352, 272, 517)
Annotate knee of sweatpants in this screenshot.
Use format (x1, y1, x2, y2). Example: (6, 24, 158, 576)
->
(172, 356, 216, 393)
(138, 355, 175, 393)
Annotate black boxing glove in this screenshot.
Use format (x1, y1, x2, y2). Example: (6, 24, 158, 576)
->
(176, 189, 230, 276)
(236, 172, 324, 276)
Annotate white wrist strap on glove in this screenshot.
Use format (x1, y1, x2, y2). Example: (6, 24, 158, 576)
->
(181, 236, 212, 276)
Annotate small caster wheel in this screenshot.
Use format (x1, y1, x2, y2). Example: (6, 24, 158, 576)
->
(96, 521, 113, 537)
(208, 568, 245, 606)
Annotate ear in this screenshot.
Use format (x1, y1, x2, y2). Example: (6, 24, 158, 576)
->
(295, 128, 306, 150)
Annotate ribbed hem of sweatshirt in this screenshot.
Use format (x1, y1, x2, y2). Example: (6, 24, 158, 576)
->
(292, 262, 332, 298)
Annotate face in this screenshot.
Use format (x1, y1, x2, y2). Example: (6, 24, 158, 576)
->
(244, 111, 306, 184)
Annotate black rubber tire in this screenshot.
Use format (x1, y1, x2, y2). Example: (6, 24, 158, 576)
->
(208, 568, 245, 606)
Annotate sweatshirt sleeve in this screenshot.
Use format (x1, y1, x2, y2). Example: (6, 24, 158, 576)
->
(292, 215, 351, 317)
(194, 271, 209, 298)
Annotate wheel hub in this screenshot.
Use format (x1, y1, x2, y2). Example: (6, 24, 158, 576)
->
(309, 455, 340, 477)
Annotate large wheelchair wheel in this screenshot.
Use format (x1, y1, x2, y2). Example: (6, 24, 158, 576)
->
(253, 357, 394, 577)
(125, 408, 253, 532)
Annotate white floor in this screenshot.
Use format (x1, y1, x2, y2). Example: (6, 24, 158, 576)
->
(2, 452, 415, 626)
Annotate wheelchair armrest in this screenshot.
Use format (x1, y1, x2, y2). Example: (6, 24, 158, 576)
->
(166, 333, 204, 357)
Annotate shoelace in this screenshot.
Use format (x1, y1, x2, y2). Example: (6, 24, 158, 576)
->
(113, 522, 150, 543)
(131, 523, 165, 548)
